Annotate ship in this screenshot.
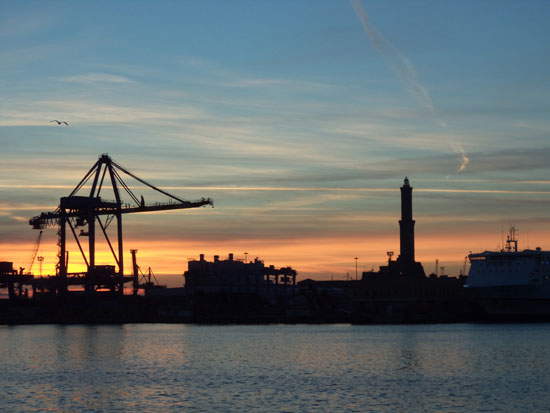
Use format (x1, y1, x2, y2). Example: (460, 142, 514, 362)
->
(465, 227, 550, 319)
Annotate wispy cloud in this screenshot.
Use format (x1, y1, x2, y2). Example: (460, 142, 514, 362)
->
(3, 183, 550, 196)
(0, 202, 55, 211)
(178, 56, 215, 69)
(0, 202, 55, 225)
(177, 54, 332, 91)
(223, 77, 332, 91)
(0, 99, 205, 126)
(226, 78, 289, 87)
(60, 73, 136, 84)
(0, 13, 55, 37)
(0, 44, 64, 69)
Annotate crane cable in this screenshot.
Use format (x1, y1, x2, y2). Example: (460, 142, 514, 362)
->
(28, 230, 43, 274)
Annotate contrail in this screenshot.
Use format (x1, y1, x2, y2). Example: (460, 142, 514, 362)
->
(351, 0, 469, 172)
(350, 0, 436, 120)
(455, 145, 470, 172)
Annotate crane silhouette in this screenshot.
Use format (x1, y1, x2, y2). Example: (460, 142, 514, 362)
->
(29, 153, 213, 295)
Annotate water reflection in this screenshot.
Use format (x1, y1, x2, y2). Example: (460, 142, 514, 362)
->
(1, 323, 550, 411)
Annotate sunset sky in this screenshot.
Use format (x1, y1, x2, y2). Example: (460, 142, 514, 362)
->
(2, 1, 550, 284)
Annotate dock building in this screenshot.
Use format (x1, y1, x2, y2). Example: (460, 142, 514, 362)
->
(184, 253, 296, 295)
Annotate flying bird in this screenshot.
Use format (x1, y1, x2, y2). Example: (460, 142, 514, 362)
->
(50, 120, 69, 126)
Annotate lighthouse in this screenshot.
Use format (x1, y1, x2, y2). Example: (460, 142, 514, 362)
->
(396, 177, 425, 277)
(399, 177, 415, 265)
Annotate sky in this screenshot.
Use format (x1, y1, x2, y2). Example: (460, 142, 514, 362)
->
(1, 1, 550, 284)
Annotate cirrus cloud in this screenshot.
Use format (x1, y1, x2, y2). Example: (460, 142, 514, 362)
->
(60, 72, 136, 84)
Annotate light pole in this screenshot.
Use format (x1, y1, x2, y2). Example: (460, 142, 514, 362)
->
(244, 252, 248, 263)
(354, 257, 358, 280)
(37, 256, 44, 277)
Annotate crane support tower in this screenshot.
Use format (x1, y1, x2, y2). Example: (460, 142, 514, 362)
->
(29, 154, 213, 295)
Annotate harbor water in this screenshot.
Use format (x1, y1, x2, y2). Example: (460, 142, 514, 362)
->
(1, 323, 549, 412)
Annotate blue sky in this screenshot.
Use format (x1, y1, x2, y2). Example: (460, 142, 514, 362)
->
(1, 1, 550, 279)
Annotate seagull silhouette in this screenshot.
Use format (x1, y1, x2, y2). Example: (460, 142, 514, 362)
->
(50, 120, 69, 126)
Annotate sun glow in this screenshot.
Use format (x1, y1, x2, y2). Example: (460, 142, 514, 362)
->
(3, 227, 549, 282)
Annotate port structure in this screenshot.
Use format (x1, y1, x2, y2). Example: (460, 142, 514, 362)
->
(28, 154, 213, 295)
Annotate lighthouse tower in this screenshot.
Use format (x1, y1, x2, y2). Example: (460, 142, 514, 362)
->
(399, 177, 415, 265)
(396, 177, 425, 277)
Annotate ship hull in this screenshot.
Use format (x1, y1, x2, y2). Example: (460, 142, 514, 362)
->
(467, 285, 550, 320)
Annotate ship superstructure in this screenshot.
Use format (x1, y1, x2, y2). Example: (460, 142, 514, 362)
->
(466, 228, 550, 289)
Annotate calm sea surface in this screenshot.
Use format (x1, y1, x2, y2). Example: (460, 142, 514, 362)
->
(1, 323, 549, 412)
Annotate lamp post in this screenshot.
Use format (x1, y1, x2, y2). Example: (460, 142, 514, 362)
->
(37, 256, 44, 277)
(354, 257, 358, 280)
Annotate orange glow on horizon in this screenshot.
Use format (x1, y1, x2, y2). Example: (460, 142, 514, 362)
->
(3, 228, 550, 280)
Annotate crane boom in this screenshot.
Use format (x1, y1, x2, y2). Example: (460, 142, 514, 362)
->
(29, 199, 212, 229)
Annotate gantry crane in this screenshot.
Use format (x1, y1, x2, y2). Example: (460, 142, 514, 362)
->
(29, 154, 213, 295)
